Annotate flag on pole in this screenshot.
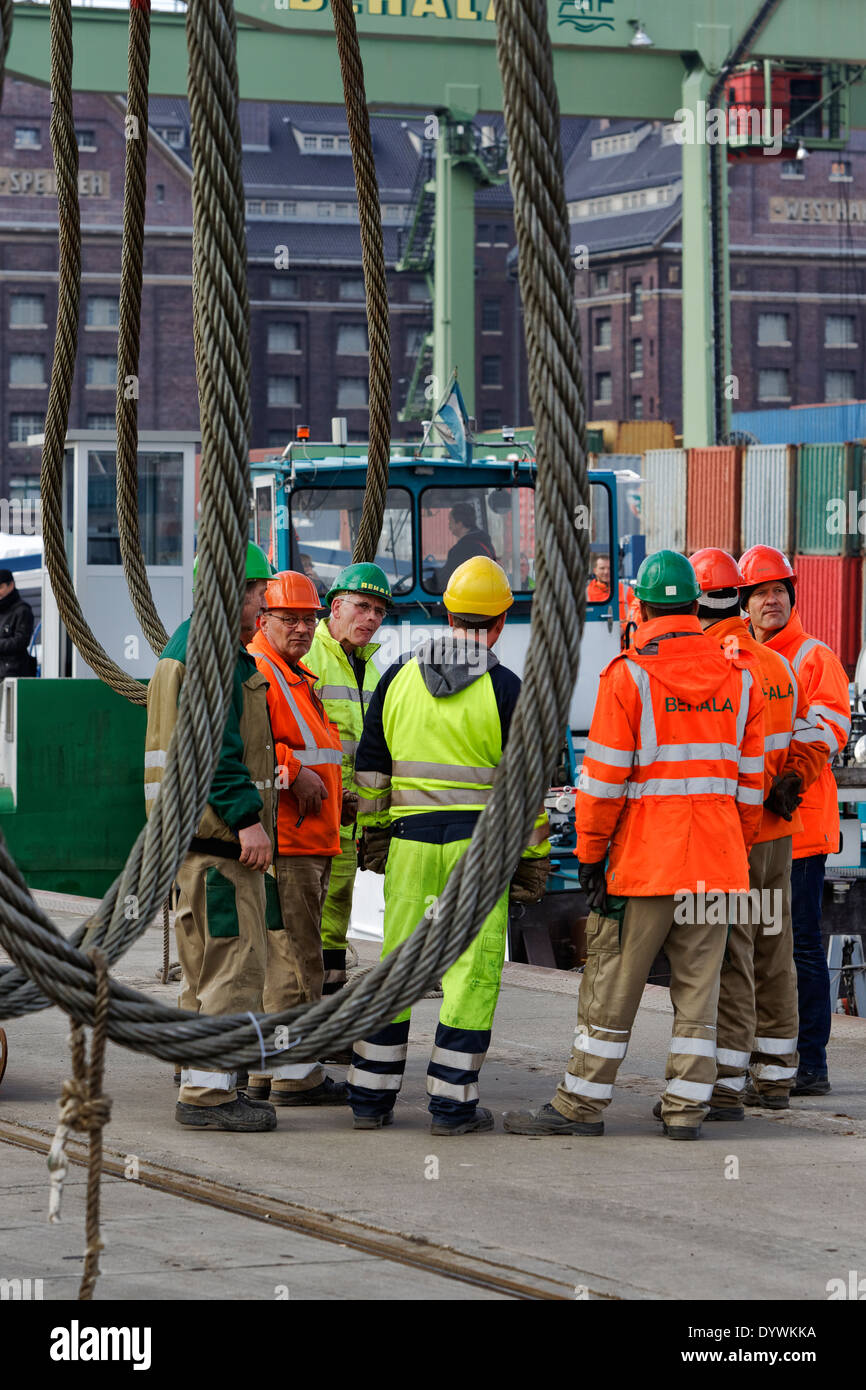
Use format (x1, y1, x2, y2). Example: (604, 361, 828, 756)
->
(428, 374, 473, 466)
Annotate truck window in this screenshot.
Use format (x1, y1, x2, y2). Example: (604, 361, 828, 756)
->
(290, 487, 413, 597)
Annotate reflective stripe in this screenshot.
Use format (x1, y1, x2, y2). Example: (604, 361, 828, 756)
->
(563, 1073, 613, 1100)
(431, 1045, 486, 1071)
(346, 1065, 403, 1091)
(664, 1078, 713, 1102)
(295, 748, 343, 766)
(354, 1040, 408, 1063)
(341, 740, 359, 757)
(584, 739, 633, 768)
(716, 1048, 751, 1068)
(356, 770, 391, 790)
(738, 756, 764, 774)
(144, 783, 160, 801)
(359, 796, 390, 814)
(775, 652, 797, 689)
(391, 786, 491, 808)
(257, 656, 340, 766)
(669, 1036, 715, 1059)
(627, 777, 738, 798)
(426, 1076, 479, 1103)
(811, 704, 850, 734)
(638, 742, 739, 767)
(794, 724, 835, 748)
(271, 1062, 320, 1082)
(736, 785, 764, 805)
(764, 731, 792, 752)
(574, 1031, 628, 1060)
(182, 1069, 235, 1091)
(624, 660, 658, 754)
(716, 1074, 747, 1093)
(792, 637, 826, 674)
(392, 760, 495, 785)
(736, 669, 752, 746)
(753, 1035, 798, 1055)
(317, 684, 363, 702)
(144, 749, 167, 768)
(590, 1025, 630, 1034)
(578, 772, 626, 799)
(751, 1063, 797, 1081)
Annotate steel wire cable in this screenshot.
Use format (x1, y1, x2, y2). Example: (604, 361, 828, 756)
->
(330, 0, 391, 564)
(0, 0, 12, 106)
(116, 0, 170, 657)
(0, 0, 588, 1070)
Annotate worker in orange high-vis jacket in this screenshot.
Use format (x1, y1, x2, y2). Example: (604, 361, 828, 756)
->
(586, 548, 638, 647)
(504, 550, 765, 1142)
(690, 549, 826, 1120)
(740, 545, 851, 1098)
(245, 571, 352, 1108)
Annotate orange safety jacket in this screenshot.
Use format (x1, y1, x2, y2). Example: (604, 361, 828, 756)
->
(705, 616, 827, 845)
(575, 614, 765, 896)
(587, 577, 634, 624)
(248, 629, 343, 857)
(761, 611, 851, 859)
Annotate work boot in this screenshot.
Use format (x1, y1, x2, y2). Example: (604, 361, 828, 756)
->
(270, 1076, 349, 1106)
(503, 1102, 604, 1137)
(743, 1078, 789, 1110)
(662, 1123, 702, 1140)
(353, 1110, 394, 1130)
(653, 1099, 742, 1123)
(175, 1095, 277, 1132)
(790, 1069, 831, 1097)
(244, 1074, 272, 1101)
(431, 1106, 495, 1137)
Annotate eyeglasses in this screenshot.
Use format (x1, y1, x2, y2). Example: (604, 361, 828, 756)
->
(265, 613, 318, 630)
(343, 598, 387, 620)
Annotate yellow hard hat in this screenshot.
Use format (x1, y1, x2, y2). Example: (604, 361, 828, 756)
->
(443, 556, 514, 619)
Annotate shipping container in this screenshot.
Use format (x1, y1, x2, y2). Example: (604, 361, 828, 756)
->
(642, 449, 687, 554)
(686, 447, 742, 554)
(741, 445, 796, 554)
(794, 555, 862, 672)
(586, 428, 606, 455)
(795, 443, 860, 556)
(731, 401, 866, 445)
(616, 420, 676, 454)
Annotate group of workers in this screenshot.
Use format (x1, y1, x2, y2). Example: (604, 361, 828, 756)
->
(145, 532, 850, 1141)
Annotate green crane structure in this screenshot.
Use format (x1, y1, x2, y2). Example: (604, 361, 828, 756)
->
(8, 0, 866, 443)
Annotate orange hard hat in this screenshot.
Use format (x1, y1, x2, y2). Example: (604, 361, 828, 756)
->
(738, 545, 796, 589)
(263, 570, 322, 611)
(689, 548, 744, 593)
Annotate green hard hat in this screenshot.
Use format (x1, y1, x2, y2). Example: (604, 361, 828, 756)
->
(193, 540, 273, 590)
(325, 562, 392, 607)
(632, 549, 701, 605)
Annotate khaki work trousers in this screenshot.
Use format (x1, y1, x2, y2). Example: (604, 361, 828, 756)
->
(174, 850, 268, 1107)
(712, 836, 799, 1108)
(553, 895, 727, 1129)
(249, 853, 333, 1095)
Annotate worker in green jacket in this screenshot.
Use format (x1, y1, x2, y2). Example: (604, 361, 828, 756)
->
(304, 563, 392, 1003)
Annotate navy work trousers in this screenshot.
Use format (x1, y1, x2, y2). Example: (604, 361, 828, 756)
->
(790, 854, 831, 1073)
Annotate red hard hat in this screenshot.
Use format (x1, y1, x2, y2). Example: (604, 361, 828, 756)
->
(264, 571, 322, 610)
(688, 548, 744, 593)
(738, 545, 797, 589)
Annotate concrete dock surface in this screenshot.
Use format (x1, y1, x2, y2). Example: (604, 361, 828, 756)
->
(1, 897, 864, 1302)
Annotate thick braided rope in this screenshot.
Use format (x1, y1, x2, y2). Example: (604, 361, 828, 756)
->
(0, 0, 252, 1019)
(0, 0, 586, 1067)
(116, 0, 170, 657)
(39, 0, 147, 704)
(0, 0, 12, 105)
(330, 0, 391, 563)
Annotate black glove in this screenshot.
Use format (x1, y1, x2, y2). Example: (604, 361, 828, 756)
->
(579, 859, 607, 912)
(357, 825, 391, 875)
(764, 771, 803, 822)
(509, 855, 551, 904)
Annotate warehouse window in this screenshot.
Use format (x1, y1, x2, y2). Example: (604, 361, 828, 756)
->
(9, 294, 45, 327)
(595, 318, 611, 348)
(476, 223, 491, 245)
(14, 126, 40, 149)
(155, 184, 166, 204)
(75, 128, 97, 151)
(825, 315, 857, 348)
(86, 296, 119, 328)
(758, 368, 790, 400)
(830, 160, 852, 182)
(780, 161, 804, 179)
(9, 354, 45, 386)
(270, 275, 299, 299)
(631, 339, 644, 374)
(336, 323, 369, 355)
(86, 356, 117, 388)
(630, 281, 643, 317)
(631, 395, 644, 419)
(336, 377, 369, 408)
(9, 412, 44, 443)
(825, 370, 856, 402)
(267, 376, 300, 407)
(482, 356, 502, 387)
(494, 224, 509, 245)
(594, 270, 609, 293)
(339, 278, 365, 301)
(86, 414, 116, 430)
(757, 312, 790, 346)
(267, 322, 300, 354)
(481, 299, 501, 332)
(595, 372, 612, 403)
(155, 127, 185, 149)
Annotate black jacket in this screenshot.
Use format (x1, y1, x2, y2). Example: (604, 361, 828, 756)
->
(435, 528, 496, 592)
(0, 588, 35, 677)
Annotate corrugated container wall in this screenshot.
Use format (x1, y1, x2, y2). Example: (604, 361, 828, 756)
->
(642, 449, 687, 554)
(794, 555, 862, 672)
(741, 445, 796, 555)
(731, 402, 866, 445)
(795, 444, 860, 556)
(616, 420, 676, 454)
(686, 447, 742, 554)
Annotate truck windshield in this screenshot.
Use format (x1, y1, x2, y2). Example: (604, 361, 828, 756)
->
(290, 487, 413, 597)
